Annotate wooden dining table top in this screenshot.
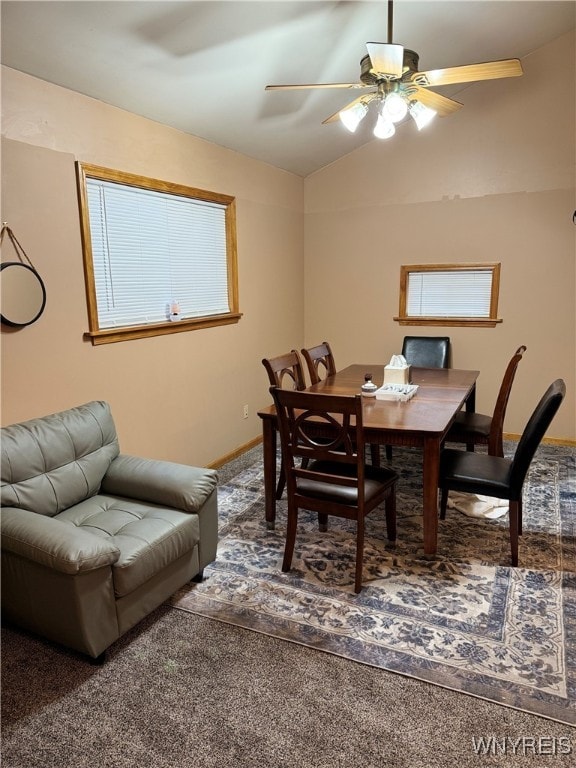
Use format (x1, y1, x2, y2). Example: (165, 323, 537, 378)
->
(259, 364, 479, 437)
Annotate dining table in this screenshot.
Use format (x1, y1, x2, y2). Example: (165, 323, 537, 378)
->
(257, 364, 479, 557)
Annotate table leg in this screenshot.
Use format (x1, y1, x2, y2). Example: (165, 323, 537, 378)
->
(262, 418, 277, 530)
(466, 382, 476, 412)
(422, 437, 440, 557)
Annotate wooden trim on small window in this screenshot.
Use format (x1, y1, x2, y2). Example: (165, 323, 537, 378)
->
(395, 262, 502, 328)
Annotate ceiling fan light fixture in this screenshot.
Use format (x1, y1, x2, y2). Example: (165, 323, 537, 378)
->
(339, 101, 369, 132)
(409, 101, 437, 130)
(373, 113, 395, 139)
(382, 91, 408, 123)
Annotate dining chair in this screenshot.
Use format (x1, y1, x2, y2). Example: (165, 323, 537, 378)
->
(262, 350, 307, 392)
(302, 341, 389, 465)
(300, 341, 336, 385)
(262, 350, 307, 499)
(384, 335, 450, 462)
(445, 345, 527, 457)
(271, 386, 398, 593)
(438, 378, 565, 566)
(401, 336, 450, 369)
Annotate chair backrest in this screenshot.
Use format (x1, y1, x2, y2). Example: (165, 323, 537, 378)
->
(262, 350, 306, 391)
(488, 345, 527, 456)
(301, 341, 337, 385)
(509, 379, 566, 494)
(401, 336, 450, 368)
(270, 386, 366, 499)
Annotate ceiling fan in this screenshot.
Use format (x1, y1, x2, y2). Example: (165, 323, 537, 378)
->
(265, 0, 523, 138)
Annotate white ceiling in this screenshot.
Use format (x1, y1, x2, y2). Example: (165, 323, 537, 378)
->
(1, 1, 575, 176)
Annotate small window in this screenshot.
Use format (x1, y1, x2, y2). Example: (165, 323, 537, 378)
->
(396, 263, 502, 327)
(76, 163, 241, 344)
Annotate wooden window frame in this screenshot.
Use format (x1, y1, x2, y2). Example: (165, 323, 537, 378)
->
(76, 163, 241, 345)
(395, 262, 502, 328)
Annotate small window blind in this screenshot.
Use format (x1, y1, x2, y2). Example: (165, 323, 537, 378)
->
(86, 179, 230, 329)
(396, 263, 501, 327)
(407, 269, 492, 318)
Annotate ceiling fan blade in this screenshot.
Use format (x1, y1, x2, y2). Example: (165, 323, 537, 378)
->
(413, 58, 523, 87)
(265, 83, 367, 91)
(366, 42, 404, 78)
(322, 94, 377, 125)
(410, 86, 463, 117)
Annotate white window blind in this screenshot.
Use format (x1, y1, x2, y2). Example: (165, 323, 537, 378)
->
(86, 179, 230, 329)
(407, 269, 492, 318)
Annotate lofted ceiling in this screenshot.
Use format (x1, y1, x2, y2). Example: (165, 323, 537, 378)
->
(1, 1, 575, 177)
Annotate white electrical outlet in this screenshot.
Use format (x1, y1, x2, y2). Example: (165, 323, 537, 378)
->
(243, 404, 249, 419)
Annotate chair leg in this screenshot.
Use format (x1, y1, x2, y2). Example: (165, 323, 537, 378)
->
(275, 466, 286, 500)
(439, 487, 449, 519)
(355, 517, 365, 594)
(466, 442, 475, 452)
(318, 512, 328, 532)
(370, 444, 381, 467)
(277, 460, 308, 499)
(385, 491, 396, 543)
(509, 500, 519, 567)
(385, 445, 393, 462)
(518, 497, 523, 536)
(282, 506, 298, 573)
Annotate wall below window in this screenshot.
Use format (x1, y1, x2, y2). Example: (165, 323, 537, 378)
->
(1, 67, 305, 465)
(304, 31, 575, 441)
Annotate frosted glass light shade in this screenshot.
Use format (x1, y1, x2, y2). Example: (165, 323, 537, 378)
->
(373, 114, 395, 139)
(409, 101, 437, 130)
(339, 102, 369, 132)
(382, 92, 408, 123)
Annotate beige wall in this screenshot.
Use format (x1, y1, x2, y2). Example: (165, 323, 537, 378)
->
(1, 67, 305, 465)
(304, 31, 576, 440)
(1, 28, 575, 458)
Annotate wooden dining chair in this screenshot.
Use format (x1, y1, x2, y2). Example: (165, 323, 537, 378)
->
(438, 379, 565, 566)
(271, 386, 398, 593)
(301, 341, 336, 385)
(301, 341, 388, 465)
(446, 345, 527, 457)
(401, 336, 450, 369)
(262, 350, 307, 500)
(262, 350, 307, 392)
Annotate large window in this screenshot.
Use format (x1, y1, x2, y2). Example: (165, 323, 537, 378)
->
(76, 163, 240, 344)
(396, 263, 502, 327)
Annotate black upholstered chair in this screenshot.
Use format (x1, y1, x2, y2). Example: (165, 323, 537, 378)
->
(446, 345, 527, 457)
(438, 379, 565, 566)
(271, 386, 398, 593)
(262, 350, 307, 499)
(402, 336, 450, 369)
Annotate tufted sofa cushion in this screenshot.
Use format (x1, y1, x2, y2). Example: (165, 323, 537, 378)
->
(1, 401, 119, 517)
(57, 496, 200, 596)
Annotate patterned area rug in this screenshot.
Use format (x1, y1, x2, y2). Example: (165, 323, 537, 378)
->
(170, 444, 576, 725)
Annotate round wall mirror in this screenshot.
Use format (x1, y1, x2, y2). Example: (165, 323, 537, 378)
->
(1, 262, 47, 327)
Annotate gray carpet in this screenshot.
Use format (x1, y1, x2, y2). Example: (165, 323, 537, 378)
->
(2, 444, 575, 766)
(2, 606, 575, 768)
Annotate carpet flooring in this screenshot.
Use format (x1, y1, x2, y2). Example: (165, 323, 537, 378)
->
(171, 443, 576, 726)
(2, 443, 575, 767)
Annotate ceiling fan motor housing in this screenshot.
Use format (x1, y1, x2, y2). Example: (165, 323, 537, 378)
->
(361, 48, 420, 84)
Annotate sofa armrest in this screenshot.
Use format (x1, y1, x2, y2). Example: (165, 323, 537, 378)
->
(0, 507, 120, 575)
(101, 454, 218, 514)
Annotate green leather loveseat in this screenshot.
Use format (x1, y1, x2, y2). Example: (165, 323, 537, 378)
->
(1, 401, 218, 660)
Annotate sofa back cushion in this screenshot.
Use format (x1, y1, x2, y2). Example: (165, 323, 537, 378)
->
(1, 401, 120, 516)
